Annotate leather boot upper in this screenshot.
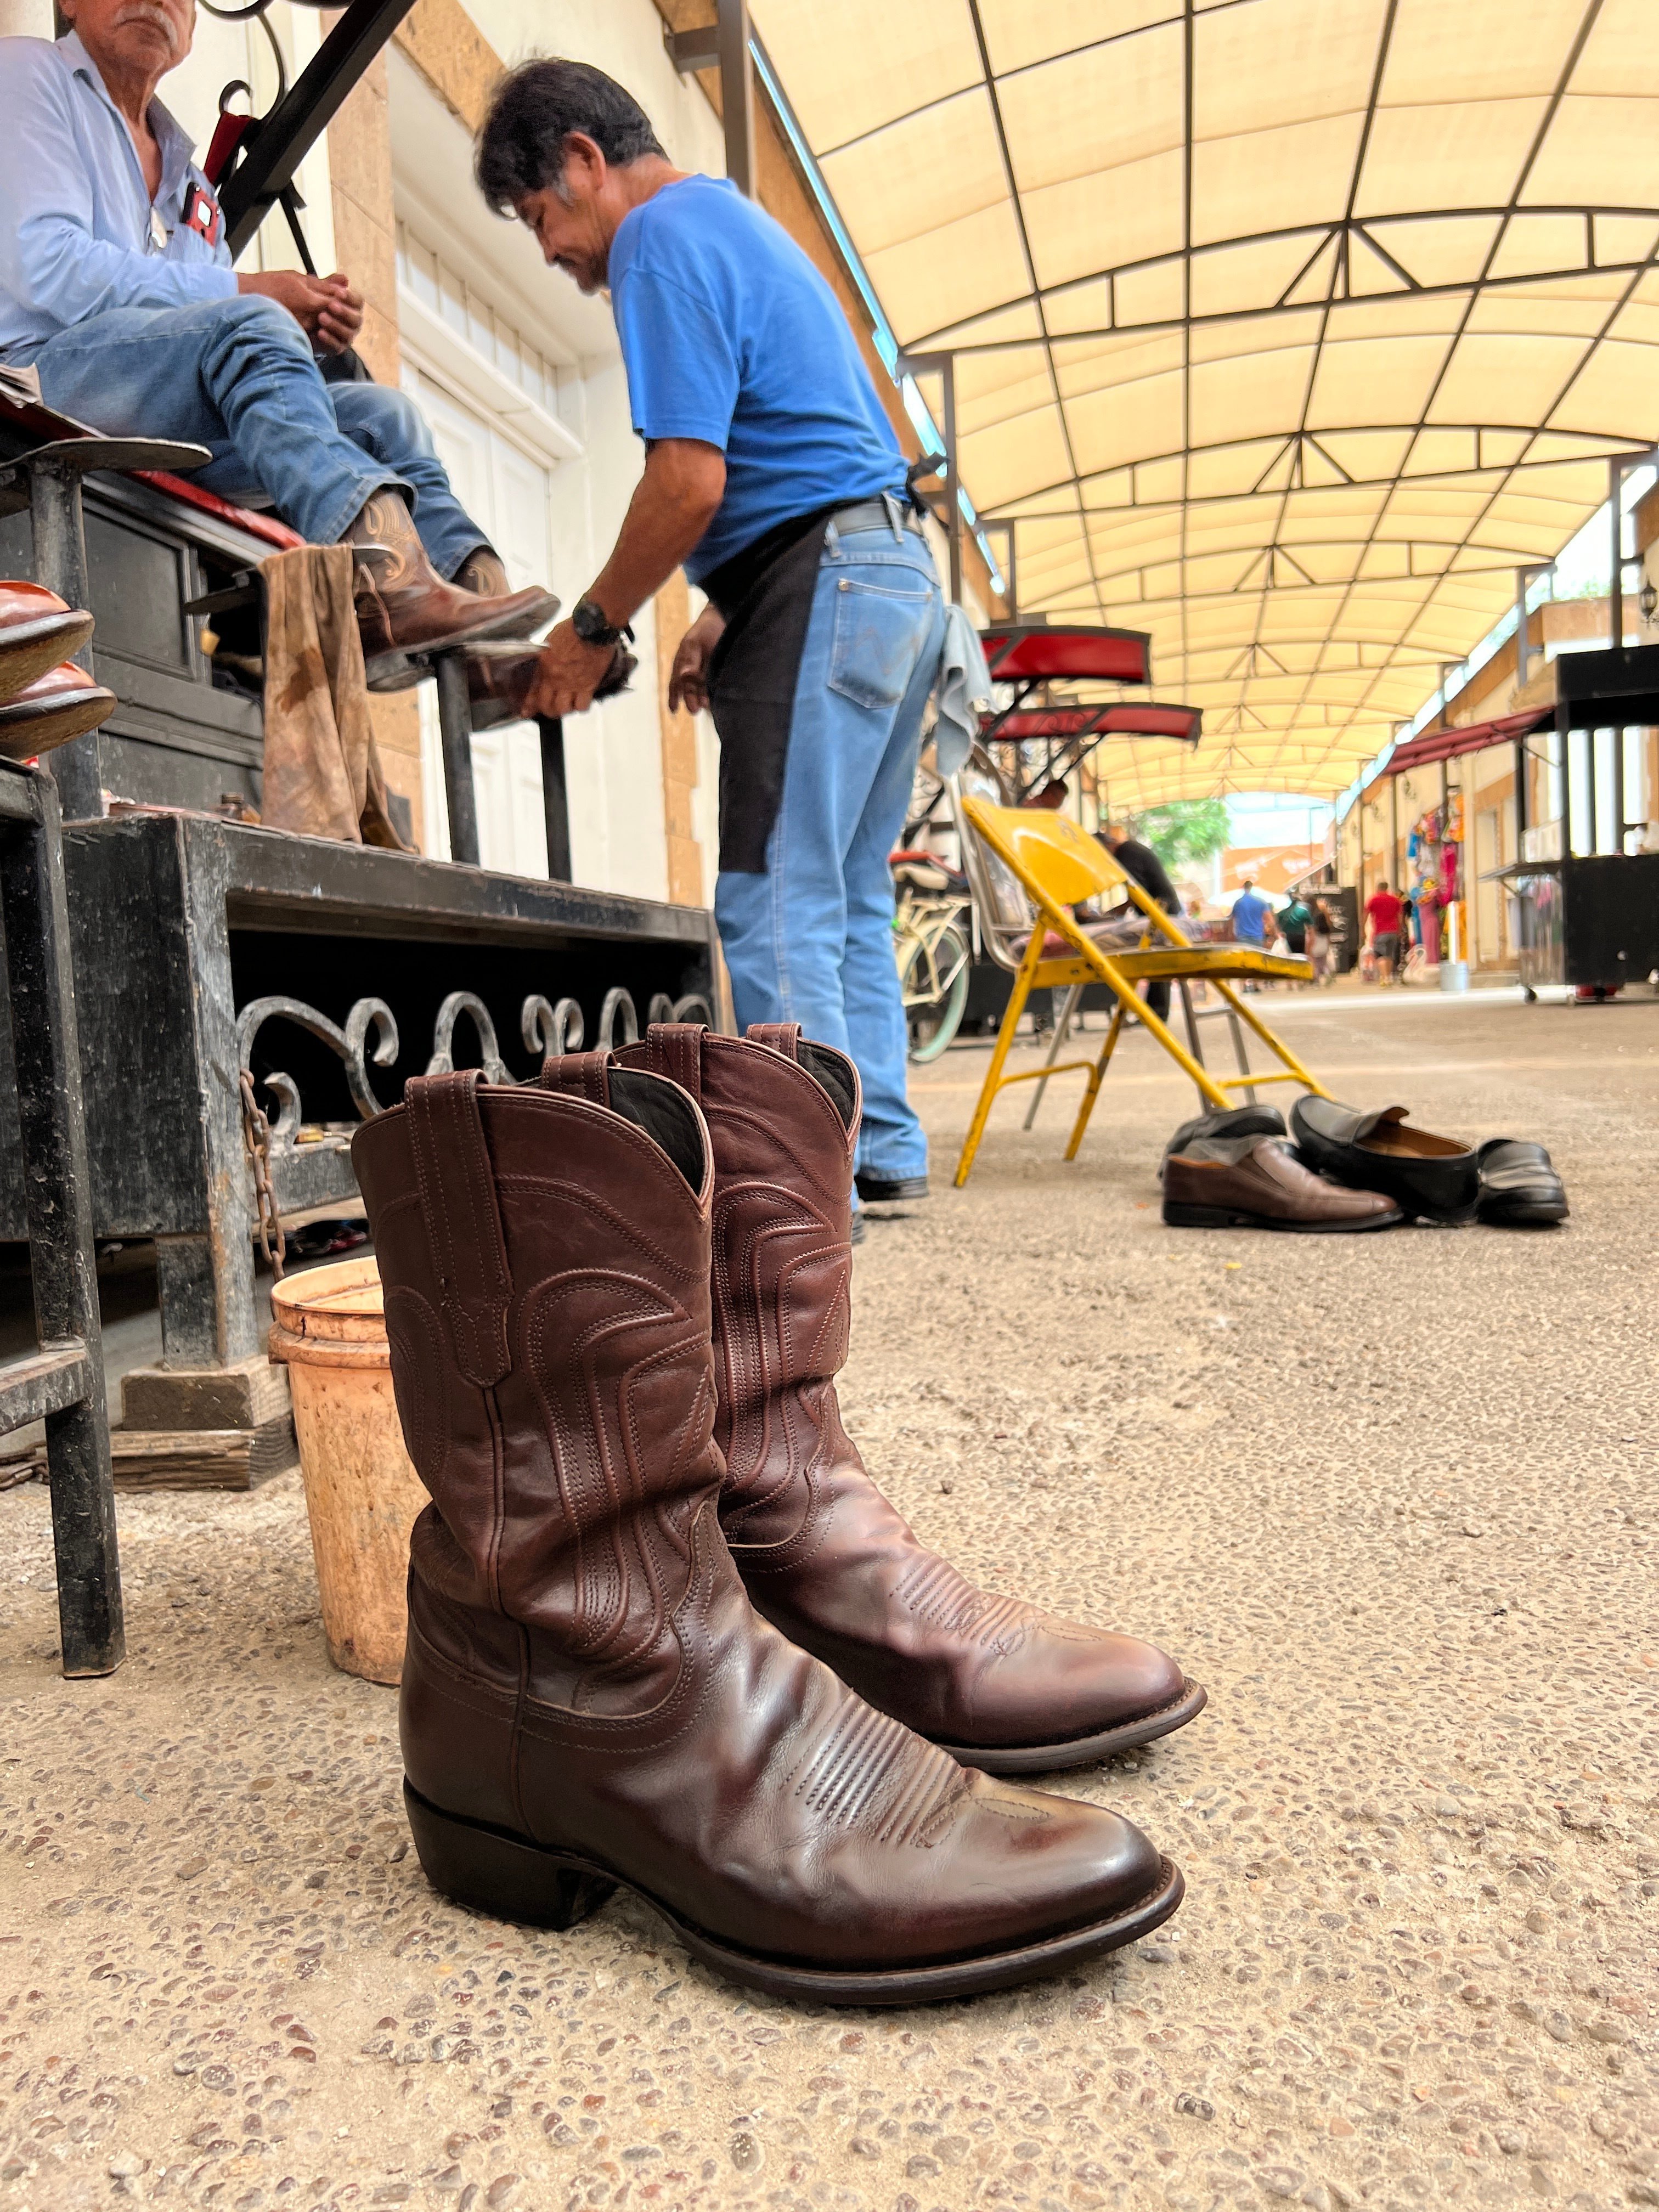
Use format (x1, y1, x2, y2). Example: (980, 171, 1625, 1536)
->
(617, 1024, 1188, 1753)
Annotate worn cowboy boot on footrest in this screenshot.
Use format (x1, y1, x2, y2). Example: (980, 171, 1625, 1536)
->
(351, 1060, 1182, 2005)
(616, 1024, 1206, 1776)
(347, 492, 556, 690)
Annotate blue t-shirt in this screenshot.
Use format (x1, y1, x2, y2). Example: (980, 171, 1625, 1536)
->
(608, 175, 908, 585)
(1231, 889, 1271, 943)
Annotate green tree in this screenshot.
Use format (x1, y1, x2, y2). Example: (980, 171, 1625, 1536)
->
(1129, 798, 1231, 872)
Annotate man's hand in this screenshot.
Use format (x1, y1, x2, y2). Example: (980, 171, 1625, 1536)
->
(668, 603, 726, 715)
(238, 270, 364, 354)
(522, 619, 620, 720)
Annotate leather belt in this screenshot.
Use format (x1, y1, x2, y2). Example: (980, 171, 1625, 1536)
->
(828, 495, 926, 539)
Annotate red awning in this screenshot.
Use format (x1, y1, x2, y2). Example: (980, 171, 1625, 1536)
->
(1386, 705, 1551, 776)
(984, 700, 1201, 744)
(980, 623, 1151, 686)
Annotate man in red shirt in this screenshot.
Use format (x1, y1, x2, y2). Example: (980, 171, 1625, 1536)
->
(1365, 880, 1404, 984)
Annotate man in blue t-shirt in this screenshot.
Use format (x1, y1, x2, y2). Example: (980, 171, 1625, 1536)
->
(481, 60, 944, 1203)
(1231, 879, 1271, 944)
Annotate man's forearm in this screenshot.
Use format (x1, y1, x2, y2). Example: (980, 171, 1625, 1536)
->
(585, 441, 725, 625)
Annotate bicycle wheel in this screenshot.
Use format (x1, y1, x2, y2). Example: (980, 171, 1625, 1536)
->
(903, 923, 970, 1063)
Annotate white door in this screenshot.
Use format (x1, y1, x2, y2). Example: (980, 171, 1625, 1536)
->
(401, 363, 553, 876)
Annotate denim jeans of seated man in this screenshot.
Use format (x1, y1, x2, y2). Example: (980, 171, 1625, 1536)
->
(27, 293, 486, 576)
(715, 522, 946, 1197)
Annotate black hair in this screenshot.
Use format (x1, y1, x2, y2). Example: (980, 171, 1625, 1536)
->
(475, 59, 666, 212)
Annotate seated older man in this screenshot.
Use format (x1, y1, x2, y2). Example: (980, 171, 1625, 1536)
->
(0, 0, 553, 674)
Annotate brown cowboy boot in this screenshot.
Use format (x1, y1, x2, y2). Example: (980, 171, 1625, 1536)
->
(616, 1023, 1206, 1775)
(352, 1057, 1181, 2004)
(346, 492, 555, 689)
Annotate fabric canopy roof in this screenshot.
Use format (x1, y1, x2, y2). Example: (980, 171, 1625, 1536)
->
(752, 0, 1659, 804)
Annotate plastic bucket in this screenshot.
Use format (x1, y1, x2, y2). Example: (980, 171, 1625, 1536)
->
(268, 1255, 425, 1685)
(1439, 960, 1470, 994)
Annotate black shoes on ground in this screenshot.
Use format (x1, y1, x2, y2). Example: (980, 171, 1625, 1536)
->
(1474, 1139, 1569, 1225)
(1161, 1098, 1568, 1229)
(855, 1170, 929, 1201)
(1291, 1098, 1479, 1224)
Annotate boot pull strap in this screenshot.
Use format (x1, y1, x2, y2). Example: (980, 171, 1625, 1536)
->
(537, 1049, 613, 1106)
(746, 1022, 802, 1061)
(644, 1022, 705, 1097)
(404, 1071, 512, 1388)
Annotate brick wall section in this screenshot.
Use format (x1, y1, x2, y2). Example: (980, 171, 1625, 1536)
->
(325, 31, 425, 845)
(652, 571, 704, 903)
(394, 0, 501, 131)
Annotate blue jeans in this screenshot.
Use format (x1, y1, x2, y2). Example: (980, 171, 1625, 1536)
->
(715, 521, 945, 1188)
(26, 295, 486, 575)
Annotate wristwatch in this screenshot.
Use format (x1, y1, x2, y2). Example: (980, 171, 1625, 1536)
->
(571, 595, 634, 649)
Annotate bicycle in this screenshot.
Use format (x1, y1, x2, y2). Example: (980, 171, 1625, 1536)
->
(890, 852, 972, 1063)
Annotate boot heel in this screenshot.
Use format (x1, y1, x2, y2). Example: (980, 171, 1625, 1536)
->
(403, 1781, 617, 1932)
(1161, 1201, 1250, 1228)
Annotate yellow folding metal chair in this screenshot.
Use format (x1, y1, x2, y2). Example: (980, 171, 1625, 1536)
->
(952, 793, 1330, 1187)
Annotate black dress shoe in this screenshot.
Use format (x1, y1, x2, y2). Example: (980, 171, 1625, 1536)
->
(1161, 1102, 1286, 1177)
(1476, 1139, 1568, 1225)
(855, 1171, 928, 1201)
(1290, 1097, 1479, 1224)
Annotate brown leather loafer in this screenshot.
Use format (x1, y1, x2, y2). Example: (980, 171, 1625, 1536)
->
(618, 1022, 1206, 1776)
(1164, 1133, 1402, 1231)
(0, 581, 94, 704)
(0, 661, 117, 761)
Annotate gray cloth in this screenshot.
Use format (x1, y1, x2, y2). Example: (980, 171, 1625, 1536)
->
(933, 602, 992, 776)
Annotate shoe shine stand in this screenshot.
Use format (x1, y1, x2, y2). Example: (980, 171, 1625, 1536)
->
(0, 450, 718, 1503)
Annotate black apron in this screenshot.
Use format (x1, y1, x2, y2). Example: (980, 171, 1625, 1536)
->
(701, 506, 838, 874)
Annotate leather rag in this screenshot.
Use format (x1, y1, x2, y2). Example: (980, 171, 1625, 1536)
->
(259, 543, 410, 848)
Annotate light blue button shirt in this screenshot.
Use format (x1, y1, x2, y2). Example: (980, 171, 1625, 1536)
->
(0, 31, 236, 362)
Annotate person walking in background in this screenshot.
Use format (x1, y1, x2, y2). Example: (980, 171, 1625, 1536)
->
(1277, 890, 1313, 986)
(1308, 895, 1335, 984)
(1230, 876, 1270, 945)
(1365, 878, 1403, 985)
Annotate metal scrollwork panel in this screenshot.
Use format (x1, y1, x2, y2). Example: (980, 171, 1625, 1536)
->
(238, 983, 714, 1147)
(236, 994, 399, 1141)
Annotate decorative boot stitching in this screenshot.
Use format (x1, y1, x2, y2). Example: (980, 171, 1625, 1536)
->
(792, 1702, 967, 1847)
(893, 1557, 1033, 1651)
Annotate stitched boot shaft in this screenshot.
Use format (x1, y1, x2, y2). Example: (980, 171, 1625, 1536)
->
(351, 1060, 1178, 1991)
(617, 1024, 1202, 1770)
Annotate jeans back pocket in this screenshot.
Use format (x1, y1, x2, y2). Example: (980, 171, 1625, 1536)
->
(827, 576, 938, 714)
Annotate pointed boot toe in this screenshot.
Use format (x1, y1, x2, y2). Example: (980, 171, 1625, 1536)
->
(936, 1627, 1205, 1775)
(616, 1020, 1204, 1774)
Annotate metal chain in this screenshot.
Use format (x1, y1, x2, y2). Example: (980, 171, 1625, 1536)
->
(238, 1069, 287, 1282)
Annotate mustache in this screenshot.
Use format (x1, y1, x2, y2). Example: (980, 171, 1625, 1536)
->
(114, 2, 182, 49)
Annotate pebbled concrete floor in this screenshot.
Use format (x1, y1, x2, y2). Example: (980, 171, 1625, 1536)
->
(2, 988, 1655, 2212)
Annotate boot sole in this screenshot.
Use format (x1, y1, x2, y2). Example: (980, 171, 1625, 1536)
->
(1161, 1202, 1403, 1232)
(363, 596, 558, 691)
(403, 1780, 1182, 2007)
(935, 1674, 1209, 1776)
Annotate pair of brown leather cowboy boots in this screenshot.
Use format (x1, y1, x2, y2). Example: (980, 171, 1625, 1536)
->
(352, 1023, 1204, 2004)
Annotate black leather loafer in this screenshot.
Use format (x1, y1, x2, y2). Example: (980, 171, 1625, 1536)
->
(1476, 1138, 1568, 1225)
(1291, 1097, 1479, 1224)
(855, 1171, 928, 1201)
(1161, 1102, 1286, 1178)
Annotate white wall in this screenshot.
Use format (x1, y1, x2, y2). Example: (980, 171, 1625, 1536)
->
(388, 8, 725, 902)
